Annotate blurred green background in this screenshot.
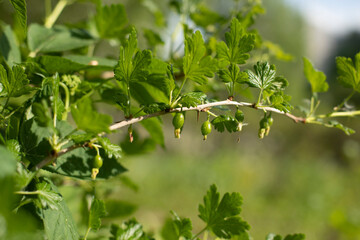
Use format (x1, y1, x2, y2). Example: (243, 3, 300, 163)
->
(2, 0, 360, 239)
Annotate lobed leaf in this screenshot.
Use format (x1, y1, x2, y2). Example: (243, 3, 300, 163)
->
(219, 63, 248, 84)
(211, 115, 238, 133)
(0, 64, 32, 98)
(89, 198, 107, 231)
(245, 62, 276, 90)
(95, 3, 128, 39)
(114, 29, 152, 83)
(9, 0, 27, 35)
(179, 91, 207, 108)
(35, 179, 63, 210)
(266, 233, 306, 240)
(109, 219, 153, 240)
(170, 211, 193, 239)
(36, 178, 79, 240)
(183, 31, 217, 85)
(217, 18, 255, 65)
(98, 137, 122, 160)
(198, 184, 249, 239)
(336, 52, 360, 92)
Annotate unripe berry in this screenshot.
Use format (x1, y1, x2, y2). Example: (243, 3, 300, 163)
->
(235, 109, 244, 122)
(201, 120, 212, 140)
(93, 155, 103, 169)
(172, 112, 185, 138)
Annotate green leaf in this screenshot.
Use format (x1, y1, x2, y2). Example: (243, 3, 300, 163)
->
(32, 101, 52, 127)
(9, 0, 27, 35)
(171, 211, 193, 239)
(264, 41, 293, 62)
(327, 120, 355, 135)
(217, 18, 255, 65)
(303, 57, 328, 93)
(183, 31, 217, 85)
(68, 132, 95, 144)
(95, 3, 128, 39)
(45, 146, 127, 179)
(336, 53, 360, 92)
(0, 145, 17, 179)
(140, 117, 164, 147)
(198, 185, 249, 239)
(89, 198, 107, 231)
(143, 29, 164, 48)
(71, 97, 113, 134)
(64, 55, 117, 68)
(142, 102, 169, 114)
(28, 24, 94, 54)
(20, 119, 126, 179)
(179, 91, 207, 108)
(284, 234, 306, 240)
(0, 23, 21, 67)
(266, 234, 282, 240)
(37, 55, 117, 74)
(36, 178, 80, 240)
(98, 137, 122, 160)
(236, 3, 265, 28)
(114, 29, 152, 83)
(268, 91, 292, 112)
(0, 64, 32, 98)
(211, 115, 238, 133)
(266, 233, 306, 240)
(190, 5, 226, 28)
(219, 63, 248, 83)
(110, 219, 153, 240)
(245, 62, 276, 90)
(35, 178, 63, 210)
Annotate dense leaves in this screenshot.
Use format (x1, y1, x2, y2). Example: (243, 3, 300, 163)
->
(0, 0, 358, 239)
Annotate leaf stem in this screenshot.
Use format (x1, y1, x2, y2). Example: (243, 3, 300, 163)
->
(191, 227, 207, 240)
(1, 96, 10, 115)
(306, 110, 360, 121)
(256, 89, 263, 106)
(83, 227, 91, 240)
(172, 78, 187, 107)
(334, 89, 356, 111)
(59, 82, 70, 120)
(44, 0, 69, 28)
